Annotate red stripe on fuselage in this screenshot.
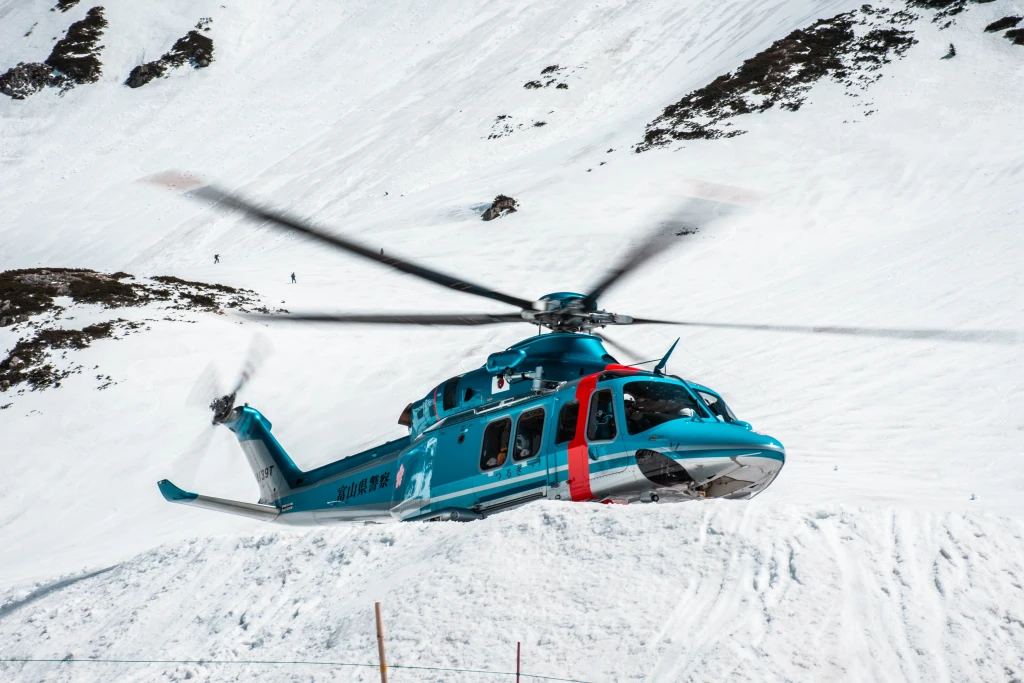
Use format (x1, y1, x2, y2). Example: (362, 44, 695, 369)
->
(566, 365, 639, 502)
(567, 374, 597, 501)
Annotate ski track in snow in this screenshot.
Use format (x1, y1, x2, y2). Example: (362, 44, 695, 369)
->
(2, 0, 1024, 679)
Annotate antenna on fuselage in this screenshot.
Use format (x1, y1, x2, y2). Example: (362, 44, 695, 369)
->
(653, 338, 680, 376)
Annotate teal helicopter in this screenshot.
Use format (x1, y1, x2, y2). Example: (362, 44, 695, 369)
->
(156, 177, 1015, 523)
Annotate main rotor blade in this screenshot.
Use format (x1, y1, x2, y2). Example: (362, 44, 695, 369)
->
(629, 319, 1020, 344)
(583, 198, 736, 310)
(593, 331, 646, 363)
(175, 179, 535, 310)
(243, 312, 527, 326)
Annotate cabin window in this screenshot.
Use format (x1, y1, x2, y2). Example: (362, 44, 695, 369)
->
(586, 389, 617, 441)
(623, 381, 711, 435)
(480, 417, 512, 470)
(697, 391, 738, 423)
(513, 408, 545, 461)
(442, 376, 461, 411)
(555, 401, 579, 444)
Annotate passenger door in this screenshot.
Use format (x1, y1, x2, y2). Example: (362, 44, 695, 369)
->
(585, 388, 630, 482)
(509, 406, 549, 493)
(475, 406, 550, 512)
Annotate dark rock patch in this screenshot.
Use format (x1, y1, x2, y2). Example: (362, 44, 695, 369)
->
(166, 30, 214, 67)
(124, 62, 164, 89)
(125, 28, 214, 88)
(487, 114, 552, 139)
(1007, 28, 1024, 45)
(636, 7, 918, 151)
(0, 267, 265, 322)
(481, 195, 518, 221)
(487, 114, 519, 139)
(0, 6, 107, 99)
(0, 268, 272, 395)
(0, 268, 135, 324)
(150, 275, 237, 294)
(1, 321, 124, 392)
(44, 6, 108, 84)
(522, 64, 570, 90)
(984, 16, 1021, 32)
(53, 0, 80, 11)
(0, 62, 56, 100)
(906, 0, 995, 26)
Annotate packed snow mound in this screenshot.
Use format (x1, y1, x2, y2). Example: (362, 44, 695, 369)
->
(2, 503, 1024, 683)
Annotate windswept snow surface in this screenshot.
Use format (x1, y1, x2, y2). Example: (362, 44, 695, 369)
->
(2, 0, 1024, 680)
(3, 504, 1024, 682)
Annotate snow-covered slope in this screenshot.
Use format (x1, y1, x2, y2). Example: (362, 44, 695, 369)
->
(2, 0, 1023, 680)
(4, 503, 1024, 682)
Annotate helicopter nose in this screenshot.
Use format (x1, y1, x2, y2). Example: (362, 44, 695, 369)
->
(635, 422, 785, 496)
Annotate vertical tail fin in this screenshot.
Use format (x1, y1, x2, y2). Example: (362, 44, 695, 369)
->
(223, 406, 303, 504)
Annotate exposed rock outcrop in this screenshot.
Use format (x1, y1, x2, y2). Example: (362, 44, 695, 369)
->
(0, 268, 272, 394)
(125, 28, 214, 88)
(481, 195, 518, 221)
(636, 7, 918, 150)
(0, 6, 107, 99)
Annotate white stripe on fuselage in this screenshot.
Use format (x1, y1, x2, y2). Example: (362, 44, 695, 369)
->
(424, 446, 780, 507)
(429, 469, 549, 505)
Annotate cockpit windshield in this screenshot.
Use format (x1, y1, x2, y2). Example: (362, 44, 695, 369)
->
(695, 390, 739, 423)
(622, 381, 711, 435)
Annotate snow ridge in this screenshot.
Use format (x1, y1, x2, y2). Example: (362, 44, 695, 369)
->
(2, 503, 1023, 682)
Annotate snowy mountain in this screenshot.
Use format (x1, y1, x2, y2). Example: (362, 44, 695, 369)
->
(1, 0, 1023, 680)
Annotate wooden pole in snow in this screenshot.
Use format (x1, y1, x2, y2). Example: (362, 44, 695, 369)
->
(517, 641, 521, 683)
(375, 601, 388, 683)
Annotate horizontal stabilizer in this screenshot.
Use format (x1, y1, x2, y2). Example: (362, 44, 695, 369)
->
(157, 479, 280, 522)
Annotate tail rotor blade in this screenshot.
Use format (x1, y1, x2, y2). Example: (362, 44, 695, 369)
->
(230, 333, 274, 396)
(170, 426, 216, 485)
(186, 362, 223, 411)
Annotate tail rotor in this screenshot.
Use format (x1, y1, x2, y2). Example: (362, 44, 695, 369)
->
(171, 334, 274, 483)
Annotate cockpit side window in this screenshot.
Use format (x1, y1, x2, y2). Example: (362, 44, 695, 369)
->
(623, 381, 711, 435)
(513, 408, 544, 461)
(555, 401, 579, 444)
(697, 391, 738, 422)
(586, 389, 617, 441)
(442, 376, 461, 411)
(480, 417, 512, 470)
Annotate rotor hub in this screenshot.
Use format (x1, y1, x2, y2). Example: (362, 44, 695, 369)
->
(523, 292, 634, 333)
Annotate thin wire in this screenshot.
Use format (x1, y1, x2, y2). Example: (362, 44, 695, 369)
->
(0, 658, 594, 683)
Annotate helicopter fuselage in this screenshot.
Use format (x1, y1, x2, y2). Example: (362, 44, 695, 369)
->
(159, 334, 785, 523)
